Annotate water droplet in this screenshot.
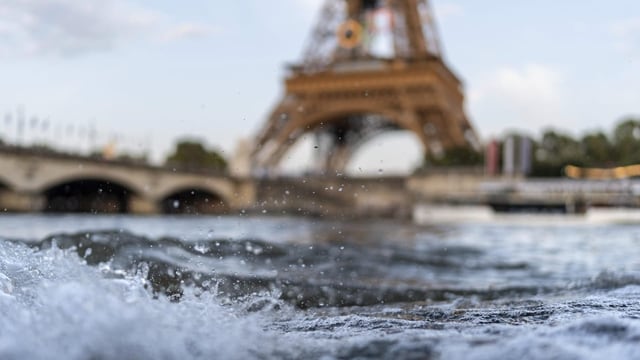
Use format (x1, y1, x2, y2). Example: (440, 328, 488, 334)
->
(0, 273, 14, 295)
(194, 243, 209, 254)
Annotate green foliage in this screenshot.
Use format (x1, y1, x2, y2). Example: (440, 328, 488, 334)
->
(581, 131, 613, 165)
(422, 117, 640, 177)
(116, 153, 148, 164)
(529, 117, 640, 177)
(538, 130, 583, 165)
(165, 139, 227, 172)
(426, 146, 484, 167)
(531, 130, 583, 177)
(29, 143, 59, 154)
(611, 119, 640, 165)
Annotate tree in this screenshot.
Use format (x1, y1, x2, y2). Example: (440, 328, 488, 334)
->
(116, 153, 148, 164)
(425, 146, 484, 167)
(581, 131, 612, 167)
(530, 130, 582, 177)
(165, 139, 227, 171)
(611, 118, 640, 165)
(539, 130, 582, 163)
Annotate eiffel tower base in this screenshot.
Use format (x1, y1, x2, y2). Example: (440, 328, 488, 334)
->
(253, 59, 477, 174)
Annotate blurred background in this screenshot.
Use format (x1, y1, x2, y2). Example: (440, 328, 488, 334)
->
(0, 0, 638, 176)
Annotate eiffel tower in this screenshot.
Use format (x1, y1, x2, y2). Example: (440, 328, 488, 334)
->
(251, 0, 479, 174)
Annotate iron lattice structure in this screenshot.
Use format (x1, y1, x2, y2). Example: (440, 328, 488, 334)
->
(252, 0, 479, 174)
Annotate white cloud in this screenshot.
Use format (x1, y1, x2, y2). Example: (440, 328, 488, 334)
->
(469, 64, 568, 136)
(0, 0, 158, 57)
(0, 0, 216, 58)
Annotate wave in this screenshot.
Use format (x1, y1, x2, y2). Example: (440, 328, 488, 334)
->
(4, 229, 640, 359)
(4, 231, 544, 308)
(7, 230, 640, 310)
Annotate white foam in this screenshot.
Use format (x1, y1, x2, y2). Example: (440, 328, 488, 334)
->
(0, 241, 279, 360)
(2, 216, 640, 359)
(442, 315, 640, 360)
(0, 272, 12, 295)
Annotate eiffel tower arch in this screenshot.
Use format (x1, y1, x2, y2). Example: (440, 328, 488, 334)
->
(252, 0, 480, 174)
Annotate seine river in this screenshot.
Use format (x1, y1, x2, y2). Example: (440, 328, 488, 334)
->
(1, 214, 640, 359)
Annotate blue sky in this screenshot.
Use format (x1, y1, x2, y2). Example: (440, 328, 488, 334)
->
(0, 0, 638, 174)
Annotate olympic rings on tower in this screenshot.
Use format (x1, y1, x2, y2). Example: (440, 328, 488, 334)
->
(337, 20, 364, 49)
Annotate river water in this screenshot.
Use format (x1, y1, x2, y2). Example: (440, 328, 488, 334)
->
(1, 214, 640, 359)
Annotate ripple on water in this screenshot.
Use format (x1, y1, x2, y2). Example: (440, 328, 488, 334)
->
(2, 221, 640, 359)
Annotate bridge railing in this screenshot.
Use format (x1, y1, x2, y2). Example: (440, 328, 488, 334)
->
(0, 144, 228, 176)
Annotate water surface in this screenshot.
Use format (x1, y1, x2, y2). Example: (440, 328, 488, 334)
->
(1, 214, 639, 359)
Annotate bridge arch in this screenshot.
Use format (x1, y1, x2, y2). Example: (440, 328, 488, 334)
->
(35, 168, 147, 196)
(153, 177, 235, 203)
(346, 131, 424, 175)
(160, 187, 228, 215)
(43, 178, 137, 214)
(279, 107, 422, 145)
(0, 173, 13, 191)
(270, 107, 431, 173)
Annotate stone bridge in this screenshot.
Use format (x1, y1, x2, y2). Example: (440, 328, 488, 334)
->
(0, 147, 255, 214)
(4, 147, 634, 218)
(0, 147, 412, 217)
